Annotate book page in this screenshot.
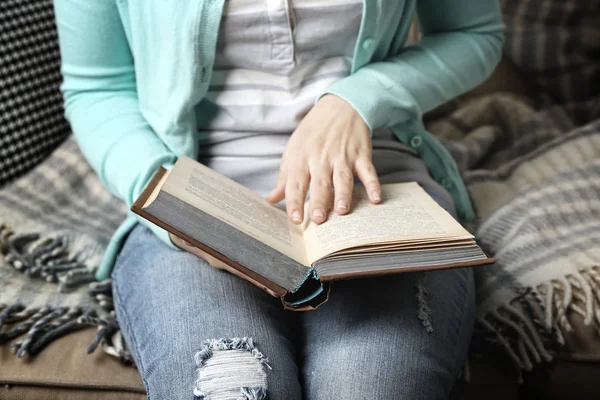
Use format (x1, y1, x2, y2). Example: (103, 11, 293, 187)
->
(159, 156, 308, 265)
(302, 182, 473, 264)
(327, 238, 476, 256)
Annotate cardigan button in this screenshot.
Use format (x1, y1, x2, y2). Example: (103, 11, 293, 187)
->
(441, 178, 453, 189)
(361, 38, 375, 51)
(409, 135, 423, 149)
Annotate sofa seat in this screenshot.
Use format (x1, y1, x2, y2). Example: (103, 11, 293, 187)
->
(0, 325, 521, 400)
(0, 328, 145, 400)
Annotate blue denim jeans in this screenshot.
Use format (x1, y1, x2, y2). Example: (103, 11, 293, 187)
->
(112, 221, 475, 400)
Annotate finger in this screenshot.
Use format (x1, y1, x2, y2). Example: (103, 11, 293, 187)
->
(203, 253, 230, 270)
(332, 164, 354, 215)
(308, 165, 333, 224)
(285, 164, 310, 224)
(266, 162, 288, 203)
(267, 181, 286, 204)
(354, 157, 382, 203)
(170, 234, 230, 269)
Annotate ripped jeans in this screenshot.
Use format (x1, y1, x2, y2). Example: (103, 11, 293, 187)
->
(113, 223, 475, 400)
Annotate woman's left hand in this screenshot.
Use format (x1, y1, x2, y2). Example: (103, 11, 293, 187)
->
(267, 94, 382, 225)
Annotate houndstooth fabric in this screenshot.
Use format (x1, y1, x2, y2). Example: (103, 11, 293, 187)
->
(0, 0, 71, 187)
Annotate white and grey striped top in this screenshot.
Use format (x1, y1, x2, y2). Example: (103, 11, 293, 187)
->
(196, 0, 454, 211)
(197, 0, 362, 138)
(196, 0, 362, 191)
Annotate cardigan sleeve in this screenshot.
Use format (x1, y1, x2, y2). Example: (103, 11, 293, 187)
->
(321, 0, 505, 131)
(54, 0, 177, 246)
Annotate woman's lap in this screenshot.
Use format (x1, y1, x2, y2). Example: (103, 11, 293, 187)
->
(112, 223, 475, 400)
(112, 224, 302, 400)
(300, 267, 474, 400)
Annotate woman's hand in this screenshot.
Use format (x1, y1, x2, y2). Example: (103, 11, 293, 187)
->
(169, 233, 230, 269)
(169, 233, 279, 296)
(267, 94, 382, 224)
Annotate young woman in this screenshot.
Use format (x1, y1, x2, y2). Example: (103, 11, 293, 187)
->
(55, 0, 503, 398)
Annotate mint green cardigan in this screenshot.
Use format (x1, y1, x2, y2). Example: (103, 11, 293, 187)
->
(53, 0, 504, 280)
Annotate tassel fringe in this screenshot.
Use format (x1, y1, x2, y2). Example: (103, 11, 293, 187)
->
(1, 223, 131, 363)
(0, 302, 132, 362)
(478, 266, 600, 380)
(3, 231, 97, 288)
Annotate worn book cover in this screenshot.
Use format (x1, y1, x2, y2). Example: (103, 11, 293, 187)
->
(132, 156, 494, 310)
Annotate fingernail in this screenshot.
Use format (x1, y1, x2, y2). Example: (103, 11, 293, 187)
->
(312, 209, 324, 218)
(292, 211, 302, 222)
(337, 201, 348, 211)
(372, 192, 381, 202)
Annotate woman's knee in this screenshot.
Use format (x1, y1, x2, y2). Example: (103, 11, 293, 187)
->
(137, 334, 301, 400)
(303, 268, 475, 400)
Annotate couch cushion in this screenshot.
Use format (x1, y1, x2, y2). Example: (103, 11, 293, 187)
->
(500, 0, 600, 108)
(524, 359, 600, 400)
(0, 386, 144, 400)
(0, 327, 145, 399)
(450, 354, 520, 400)
(0, 0, 71, 187)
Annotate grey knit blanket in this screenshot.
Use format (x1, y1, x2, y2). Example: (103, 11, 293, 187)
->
(429, 94, 600, 376)
(0, 138, 131, 361)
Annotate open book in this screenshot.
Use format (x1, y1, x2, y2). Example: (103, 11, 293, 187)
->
(132, 156, 493, 310)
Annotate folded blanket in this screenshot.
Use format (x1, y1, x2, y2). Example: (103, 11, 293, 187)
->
(0, 138, 130, 361)
(428, 94, 600, 376)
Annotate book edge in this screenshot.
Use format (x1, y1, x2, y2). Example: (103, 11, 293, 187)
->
(317, 256, 496, 282)
(131, 169, 494, 304)
(132, 166, 168, 212)
(131, 167, 289, 298)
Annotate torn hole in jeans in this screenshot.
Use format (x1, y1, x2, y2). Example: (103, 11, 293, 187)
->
(193, 337, 271, 400)
(416, 273, 434, 333)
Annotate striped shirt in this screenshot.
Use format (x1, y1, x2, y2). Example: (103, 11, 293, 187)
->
(196, 0, 454, 212)
(197, 0, 363, 131)
(196, 0, 363, 195)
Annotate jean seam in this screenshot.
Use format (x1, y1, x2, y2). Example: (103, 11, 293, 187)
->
(112, 262, 152, 399)
(447, 270, 474, 388)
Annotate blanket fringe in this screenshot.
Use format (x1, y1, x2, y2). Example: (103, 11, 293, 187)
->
(478, 266, 600, 380)
(3, 231, 97, 289)
(0, 223, 14, 254)
(0, 302, 132, 363)
(1, 224, 131, 363)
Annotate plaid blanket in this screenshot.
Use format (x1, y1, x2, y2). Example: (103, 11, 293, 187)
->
(0, 138, 131, 361)
(429, 94, 600, 376)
